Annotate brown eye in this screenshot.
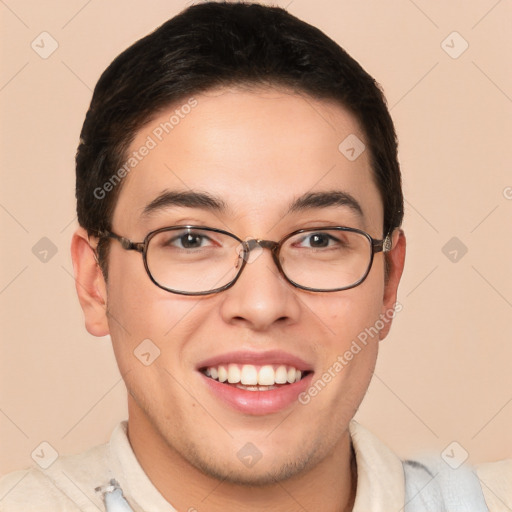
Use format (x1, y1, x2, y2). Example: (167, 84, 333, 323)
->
(308, 233, 330, 248)
(177, 233, 205, 249)
(160, 230, 214, 250)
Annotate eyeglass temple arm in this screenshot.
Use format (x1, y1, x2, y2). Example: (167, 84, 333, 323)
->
(96, 230, 144, 253)
(373, 234, 393, 253)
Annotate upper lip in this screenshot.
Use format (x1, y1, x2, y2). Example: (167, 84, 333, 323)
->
(196, 350, 314, 372)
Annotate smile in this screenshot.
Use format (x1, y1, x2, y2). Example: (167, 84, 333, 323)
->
(201, 363, 310, 390)
(196, 351, 315, 415)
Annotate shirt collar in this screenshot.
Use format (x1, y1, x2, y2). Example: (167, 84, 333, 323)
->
(107, 421, 177, 512)
(349, 419, 405, 511)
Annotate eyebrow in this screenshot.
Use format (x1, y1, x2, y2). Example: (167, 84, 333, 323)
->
(141, 190, 227, 218)
(140, 189, 363, 220)
(288, 190, 364, 218)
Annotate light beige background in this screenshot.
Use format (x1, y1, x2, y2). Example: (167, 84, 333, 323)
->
(1, 0, 511, 476)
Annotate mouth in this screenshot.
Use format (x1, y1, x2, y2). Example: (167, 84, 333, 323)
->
(196, 351, 314, 415)
(200, 363, 312, 391)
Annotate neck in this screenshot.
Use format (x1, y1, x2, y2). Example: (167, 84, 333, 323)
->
(127, 400, 357, 512)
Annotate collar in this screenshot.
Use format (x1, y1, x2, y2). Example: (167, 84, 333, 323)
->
(349, 419, 405, 511)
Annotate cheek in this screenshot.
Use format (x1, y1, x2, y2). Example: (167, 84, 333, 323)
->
(316, 276, 386, 346)
(104, 252, 194, 368)
(297, 289, 383, 430)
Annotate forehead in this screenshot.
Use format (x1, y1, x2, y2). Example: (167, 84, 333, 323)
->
(112, 87, 383, 234)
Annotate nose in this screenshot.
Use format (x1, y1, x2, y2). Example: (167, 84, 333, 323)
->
(219, 245, 301, 331)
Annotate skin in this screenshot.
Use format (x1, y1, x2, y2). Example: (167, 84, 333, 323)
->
(72, 86, 406, 512)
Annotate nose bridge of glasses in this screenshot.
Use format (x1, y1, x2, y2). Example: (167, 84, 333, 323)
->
(244, 239, 279, 257)
(252, 239, 278, 251)
(241, 238, 278, 253)
(237, 238, 280, 268)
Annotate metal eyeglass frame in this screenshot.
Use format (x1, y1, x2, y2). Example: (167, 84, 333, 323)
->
(97, 225, 393, 296)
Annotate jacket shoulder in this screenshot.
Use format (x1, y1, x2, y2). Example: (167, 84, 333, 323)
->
(0, 467, 81, 511)
(0, 443, 109, 512)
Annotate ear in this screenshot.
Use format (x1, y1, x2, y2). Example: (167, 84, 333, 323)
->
(71, 227, 110, 337)
(379, 229, 406, 340)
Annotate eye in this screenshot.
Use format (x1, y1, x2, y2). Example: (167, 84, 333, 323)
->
(295, 232, 338, 249)
(164, 230, 216, 250)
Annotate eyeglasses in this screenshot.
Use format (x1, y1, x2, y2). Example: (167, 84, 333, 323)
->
(98, 225, 392, 295)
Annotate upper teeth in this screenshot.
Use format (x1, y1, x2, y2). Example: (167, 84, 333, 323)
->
(204, 364, 303, 385)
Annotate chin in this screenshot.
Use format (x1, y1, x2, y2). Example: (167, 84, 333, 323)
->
(189, 453, 315, 487)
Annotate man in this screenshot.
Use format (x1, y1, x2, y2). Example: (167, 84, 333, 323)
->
(1, 2, 510, 511)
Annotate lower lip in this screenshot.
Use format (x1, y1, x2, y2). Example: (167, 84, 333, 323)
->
(200, 372, 314, 415)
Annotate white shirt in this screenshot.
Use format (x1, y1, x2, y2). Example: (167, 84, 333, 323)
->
(0, 420, 510, 511)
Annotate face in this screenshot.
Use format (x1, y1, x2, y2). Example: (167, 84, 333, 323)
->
(75, 86, 404, 485)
